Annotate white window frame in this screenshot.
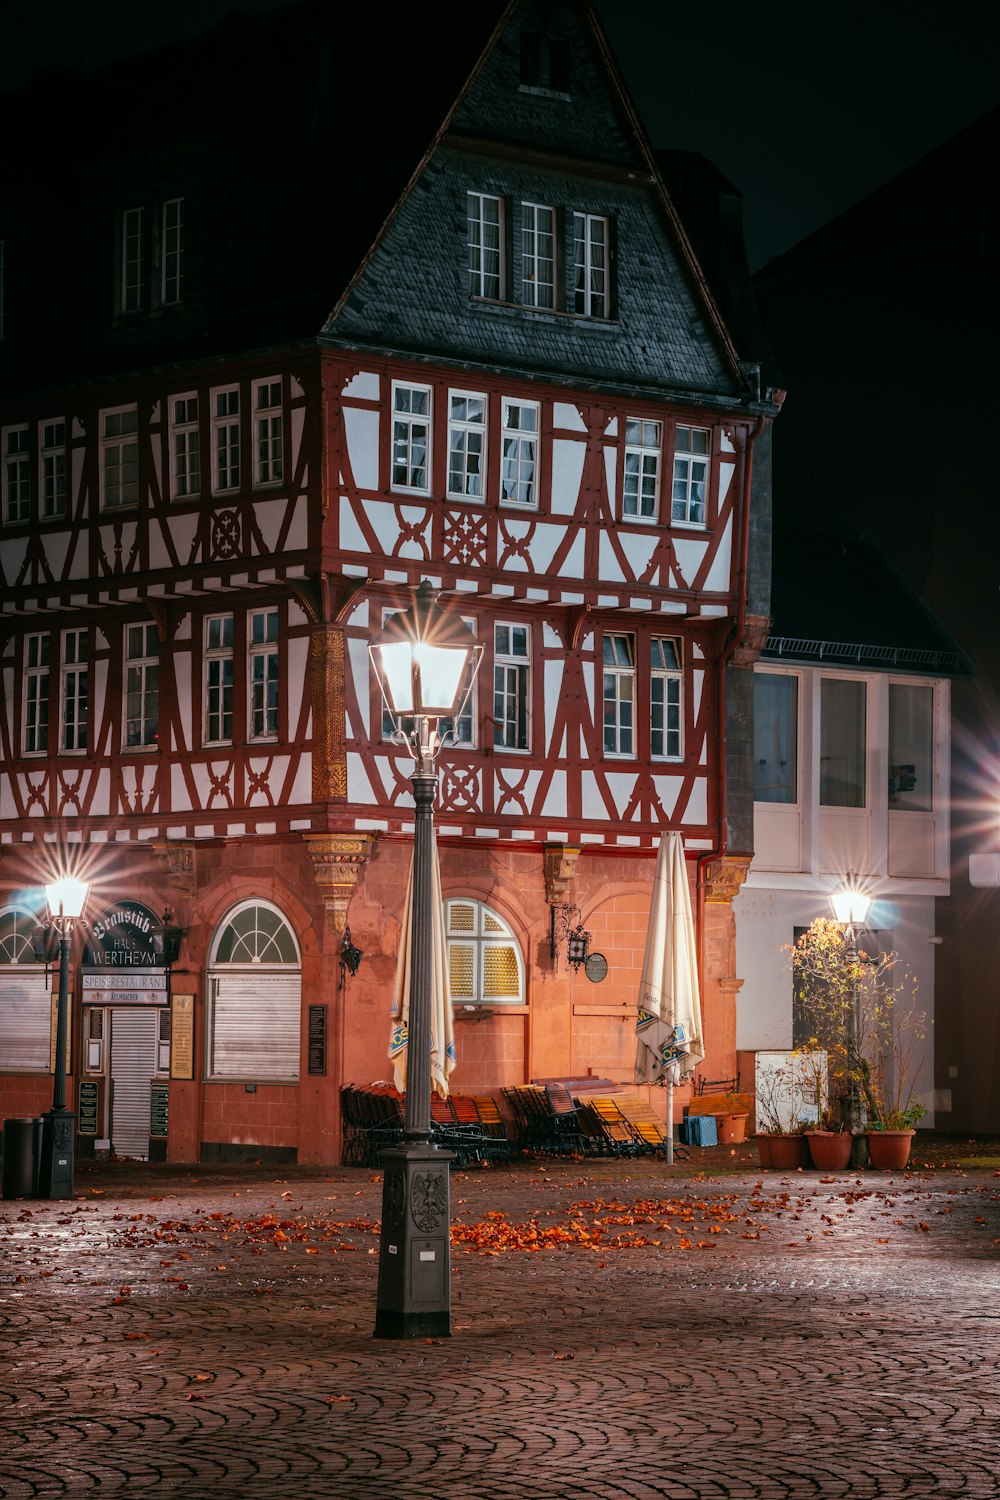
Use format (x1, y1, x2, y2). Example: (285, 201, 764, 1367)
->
(124, 622, 159, 751)
(753, 668, 800, 805)
(603, 633, 635, 757)
(60, 628, 88, 753)
(204, 613, 235, 745)
(0, 906, 51, 1071)
(169, 394, 200, 499)
(671, 425, 710, 526)
(207, 900, 301, 1081)
(23, 633, 49, 755)
(39, 418, 67, 519)
(467, 192, 504, 300)
(650, 637, 683, 761)
(391, 382, 431, 493)
(100, 406, 139, 510)
(573, 212, 609, 318)
(212, 387, 240, 493)
(252, 377, 283, 487)
(521, 201, 555, 308)
(445, 899, 524, 1007)
(493, 621, 530, 751)
(447, 390, 487, 500)
(121, 206, 146, 314)
(161, 197, 184, 305)
(249, 606, 279, 741)
(499, 398, 539, 508)
(2, 424, 30, 524)
(623, 417, 661, 521)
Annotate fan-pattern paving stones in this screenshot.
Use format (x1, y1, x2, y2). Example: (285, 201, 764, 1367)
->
(1, 1154, 999, 1499)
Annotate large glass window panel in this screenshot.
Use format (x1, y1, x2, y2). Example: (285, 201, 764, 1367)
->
(888, 683, 933, 812)
(754, 673, 798, 804)
(820, 678, 866, 808)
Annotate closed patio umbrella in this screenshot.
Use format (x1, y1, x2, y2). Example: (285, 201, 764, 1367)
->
(389, 837, 455, 1099)
(634, 831, 704, 1163)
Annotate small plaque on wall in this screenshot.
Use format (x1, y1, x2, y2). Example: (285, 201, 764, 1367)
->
(170, 994, 195, 1080)
(150, 1084, 169, 1139)
(308, 1004, 327, 1076)
(78, 1081, 100, 1135)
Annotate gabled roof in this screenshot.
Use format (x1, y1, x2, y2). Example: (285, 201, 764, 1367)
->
(763, 530, 971, 677)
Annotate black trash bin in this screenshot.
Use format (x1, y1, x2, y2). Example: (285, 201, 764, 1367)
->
(2, 1117, 39, 1199)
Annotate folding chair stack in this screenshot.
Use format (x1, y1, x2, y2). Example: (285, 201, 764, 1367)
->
(577, 1095, 644, 1157)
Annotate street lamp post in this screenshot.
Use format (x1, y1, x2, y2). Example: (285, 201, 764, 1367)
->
(39, 875, 89, 1200)
(369, 581, 482, 1339)
(830, 873, 872, 1169)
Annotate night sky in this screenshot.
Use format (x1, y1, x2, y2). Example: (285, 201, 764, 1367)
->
(4, 0, 1000, 268)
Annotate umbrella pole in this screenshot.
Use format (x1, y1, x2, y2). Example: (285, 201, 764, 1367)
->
(666, 1076, 674, 1166)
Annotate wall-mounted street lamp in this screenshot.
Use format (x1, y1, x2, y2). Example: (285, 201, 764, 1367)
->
(38, 875, 90, 1200)
(549, 902, 591, 970)
(368, 580, 482, 1339)
(830, 871, 873, 1167)
(151, 910, 186, 968)
(339, 926, 364, 988)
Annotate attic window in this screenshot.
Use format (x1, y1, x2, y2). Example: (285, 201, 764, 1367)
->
(519, 33, 571, 98)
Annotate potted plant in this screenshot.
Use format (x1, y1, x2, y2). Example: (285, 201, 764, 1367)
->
(752, 1061, 809, 1169)
(794, 1040, 853, 1171)
(786, 918, 928, 1172)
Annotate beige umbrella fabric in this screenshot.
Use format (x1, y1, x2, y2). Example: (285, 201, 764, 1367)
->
(389, 838, 455, 1099)
(634, 832, 704, 1095)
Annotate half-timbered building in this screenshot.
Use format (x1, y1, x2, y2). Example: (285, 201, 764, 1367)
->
(0, 0, 781, 1163)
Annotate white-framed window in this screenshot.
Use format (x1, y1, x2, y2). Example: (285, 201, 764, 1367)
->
(754, 670, 798, 804)
(391, 382, 431, 491)
(212, 387, 240, 492)
(573, 212, 609, 318)
(207, 900, 301, 1080)
(499, 398, 538, 506)
(161, 197, 183, 305)
(2, 424, 30, 523)
(249, 606, 279, 740)
(446, 899, 524, 1006)
(447, 391, 486, 499)
(888, 681, 934, 813)
(100, 406, 139, 509)
(521, 201, 555, 308)
(169, 395, 200, 499)
(121, 206, 147, 313)
(24, 633, 49, 754)
(820, 677, 867, 809)
(61, 628, 88, 752)
(468, 192, 503, 300)
(253, 378, 283, 486)
(0, 906, 51, 1071)
(671, 425, 710, 525)
(40, 419, 67, 519)
(494, 622, 529, 750)
(603, 633, 635, 756)
(650, 637, 682, 760)
(204, 613, 234, 745)
(124, 622, 159, 750)
(623, 417, 661, 520)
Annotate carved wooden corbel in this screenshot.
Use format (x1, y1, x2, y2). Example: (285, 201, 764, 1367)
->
(728, 613, 771, 668)
(702, 854, 752, 905)
(543, 844, 581, 906)
(303, 831, 376, 939)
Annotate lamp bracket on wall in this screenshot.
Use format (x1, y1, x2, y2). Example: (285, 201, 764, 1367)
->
(549, 902, 591, 971)
(339, 925, 364, 988)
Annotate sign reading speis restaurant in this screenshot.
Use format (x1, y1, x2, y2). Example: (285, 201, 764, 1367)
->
(82, 901, 168, 1005)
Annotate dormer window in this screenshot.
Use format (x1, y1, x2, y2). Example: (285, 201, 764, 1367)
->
(519, 32, 571, 96)
(116, 197, 185, 315)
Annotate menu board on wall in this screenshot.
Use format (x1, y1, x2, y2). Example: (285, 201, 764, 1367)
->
(150, 1085, 169, 1138)
(308, 1005, 327, 1076)
(170, 994, 195, 1079)
(77, 1081, 99, 1135)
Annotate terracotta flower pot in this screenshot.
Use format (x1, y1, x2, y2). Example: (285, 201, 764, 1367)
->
(805, 1130, 853, 1171)
(754, 1134, 774, 1168)
(762, 1133, 810, 1170)
(717, 1114, 748, 1144)
(865, 1129, 915, 1170)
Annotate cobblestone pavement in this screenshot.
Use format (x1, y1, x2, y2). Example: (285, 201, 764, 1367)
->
(2, 1140, 999, 1500)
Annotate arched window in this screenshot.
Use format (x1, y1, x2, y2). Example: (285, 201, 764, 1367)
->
(207, 901, 301, 1080)
(446, 899, 524, 1006)
(0, 905, 50, 1070)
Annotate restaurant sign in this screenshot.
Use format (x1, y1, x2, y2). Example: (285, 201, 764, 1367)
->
(82, 901, 168, 1005)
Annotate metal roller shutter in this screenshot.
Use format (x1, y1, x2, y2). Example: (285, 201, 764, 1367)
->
(110, 1008, 158, 1160)
(209, 973, 300, 1080)
(0, 971, 51, 1069)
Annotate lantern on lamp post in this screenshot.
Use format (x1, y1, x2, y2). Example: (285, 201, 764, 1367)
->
(830, 872, 872, 1166)
(368, 580, 482, 1338)
(38, 875, 90, 1199)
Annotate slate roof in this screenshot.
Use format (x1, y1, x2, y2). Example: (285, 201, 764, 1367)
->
(763, 530, 971, 677)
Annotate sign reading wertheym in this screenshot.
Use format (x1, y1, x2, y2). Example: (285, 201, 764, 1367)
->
(82, 901, 168, 1001)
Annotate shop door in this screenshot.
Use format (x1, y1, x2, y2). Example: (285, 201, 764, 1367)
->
(109, 1008, 159, 1160)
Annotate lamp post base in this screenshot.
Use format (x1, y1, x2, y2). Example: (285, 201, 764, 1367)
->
(374, 1141, 452, 1339)
(38, 1109, 76, 1200)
